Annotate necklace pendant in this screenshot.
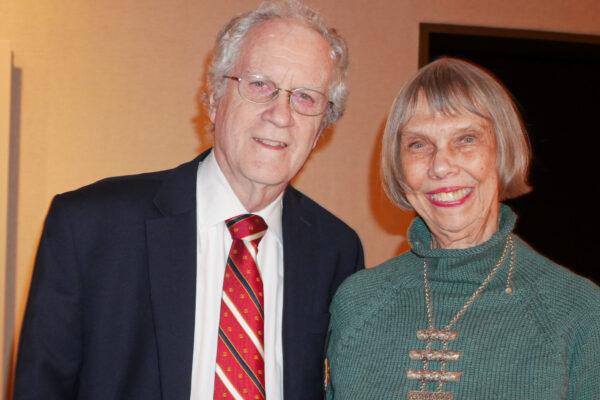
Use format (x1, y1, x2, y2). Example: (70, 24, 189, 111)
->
(409, 349, 461, 362)
(411, 239, 515, 400)
(417, 328, 458, 342)
(408, 390, 453, 400)
(406, 369, 462, 382)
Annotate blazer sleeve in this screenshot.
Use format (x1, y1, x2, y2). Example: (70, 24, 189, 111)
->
(352, 233, 365, 272)
(329, 230, 364, 304)
(15, 195, 83, 399)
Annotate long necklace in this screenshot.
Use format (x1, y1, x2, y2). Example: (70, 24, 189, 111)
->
(406, 235, 515, 400)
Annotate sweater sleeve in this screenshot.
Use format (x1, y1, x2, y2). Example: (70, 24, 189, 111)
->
(325, 270, 362, 400)
(568, 312, 600, 399)
(325, 284, 345, 400)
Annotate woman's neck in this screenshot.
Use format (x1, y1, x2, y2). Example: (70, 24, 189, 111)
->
(430, 207, 499, 249)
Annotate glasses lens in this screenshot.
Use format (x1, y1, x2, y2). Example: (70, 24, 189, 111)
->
(239, 76, 278, 103)
(290, 88, 328, 116)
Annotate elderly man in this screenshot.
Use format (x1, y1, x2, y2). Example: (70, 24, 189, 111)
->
(15, 1, 364, 399)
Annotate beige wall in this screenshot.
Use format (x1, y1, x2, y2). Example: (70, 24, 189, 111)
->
(1, 0, 598, 395)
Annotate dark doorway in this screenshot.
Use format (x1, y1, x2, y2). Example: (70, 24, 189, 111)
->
(420, 24, 600, 284)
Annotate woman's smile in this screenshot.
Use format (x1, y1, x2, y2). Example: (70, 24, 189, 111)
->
(426, 186, 474, 207)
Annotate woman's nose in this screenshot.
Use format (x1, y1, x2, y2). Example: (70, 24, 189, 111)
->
(428, 147, 459, 179)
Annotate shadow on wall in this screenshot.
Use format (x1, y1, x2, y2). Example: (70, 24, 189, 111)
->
(368, 118, 413, 260)
(5, 64, 21, 400)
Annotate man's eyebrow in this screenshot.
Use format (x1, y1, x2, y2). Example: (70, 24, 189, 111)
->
(244, 70, 328, 91)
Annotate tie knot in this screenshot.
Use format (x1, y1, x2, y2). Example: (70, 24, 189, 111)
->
(226, 214, 268, 241)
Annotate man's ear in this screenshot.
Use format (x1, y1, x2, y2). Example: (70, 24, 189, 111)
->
(312, 120, 328, 149)
(311, 131, 323, 149)
(208, 93, 218, 123)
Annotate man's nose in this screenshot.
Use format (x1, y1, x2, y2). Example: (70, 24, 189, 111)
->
(261, 91, 294, 128)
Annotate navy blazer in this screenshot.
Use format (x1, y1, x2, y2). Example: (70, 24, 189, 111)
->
(15, 152, 364, 400)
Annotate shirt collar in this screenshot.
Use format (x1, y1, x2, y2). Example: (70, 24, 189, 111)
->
(196, 150, 283, 242)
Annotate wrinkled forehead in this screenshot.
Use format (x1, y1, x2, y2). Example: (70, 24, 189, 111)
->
(398, 90, 497, 150)
(234, 19, 334, 89)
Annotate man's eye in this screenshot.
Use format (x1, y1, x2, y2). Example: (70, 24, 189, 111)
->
(460, 135, 476, 144)
(247, 79, 274, 94)
(294, 91, 315, 105)
(250, 80, 266, 88)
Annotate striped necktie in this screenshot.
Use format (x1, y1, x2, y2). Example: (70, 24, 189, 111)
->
(214, 214, 268, 400)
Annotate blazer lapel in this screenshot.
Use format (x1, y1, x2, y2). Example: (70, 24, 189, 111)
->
(146, 153, 208, 400)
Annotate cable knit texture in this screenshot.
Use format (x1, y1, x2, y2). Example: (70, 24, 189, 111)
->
(326, 205, 600, 399)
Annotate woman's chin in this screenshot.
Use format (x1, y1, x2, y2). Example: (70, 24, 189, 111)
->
(423, 208, 497, 247)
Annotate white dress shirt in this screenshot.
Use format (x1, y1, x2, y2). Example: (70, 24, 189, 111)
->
(190, 152, 284, 399)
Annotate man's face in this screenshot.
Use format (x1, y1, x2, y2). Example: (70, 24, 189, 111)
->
(210, 20, 334, 208)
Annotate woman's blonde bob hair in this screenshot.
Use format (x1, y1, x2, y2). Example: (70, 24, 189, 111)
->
(382, 57, 532, 210)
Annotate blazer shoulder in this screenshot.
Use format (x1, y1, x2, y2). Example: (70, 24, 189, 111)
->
(56, 152, 205, 212)
(53, 166, 178, 224)
(284, 186, 358, 236)
(62, 168, 166, 199)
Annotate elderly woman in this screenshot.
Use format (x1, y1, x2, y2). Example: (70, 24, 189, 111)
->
(326, 58, 600, 400)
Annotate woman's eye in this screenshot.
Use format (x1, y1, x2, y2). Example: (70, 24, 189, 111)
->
(401, 135, 430, 152)
(409, 141, 426, 150)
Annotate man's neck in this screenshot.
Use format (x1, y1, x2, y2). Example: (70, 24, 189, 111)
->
(212, 151, 287, 212)
(230, 182, 286, 212)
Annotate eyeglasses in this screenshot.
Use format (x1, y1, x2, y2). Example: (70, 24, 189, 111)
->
(224, 74, 332, 117)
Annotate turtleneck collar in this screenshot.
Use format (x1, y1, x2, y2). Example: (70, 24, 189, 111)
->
(408, 204, 517, 284)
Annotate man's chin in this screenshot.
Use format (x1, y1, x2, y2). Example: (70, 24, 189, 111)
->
(244, 173, 290, 191)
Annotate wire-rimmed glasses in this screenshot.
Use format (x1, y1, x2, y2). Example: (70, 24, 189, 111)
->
(224, 74, 332, 116)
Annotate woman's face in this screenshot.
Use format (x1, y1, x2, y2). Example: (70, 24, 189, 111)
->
(400, 96, 500, 248)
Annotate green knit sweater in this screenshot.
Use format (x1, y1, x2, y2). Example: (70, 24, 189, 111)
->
(326, 206, 600, 399)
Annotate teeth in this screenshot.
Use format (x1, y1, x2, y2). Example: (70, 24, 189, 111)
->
(255, 138, 287, 147)
(430, 188, 472, 202)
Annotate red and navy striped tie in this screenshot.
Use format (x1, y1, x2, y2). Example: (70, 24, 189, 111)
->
(214, 214, 268, 400)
